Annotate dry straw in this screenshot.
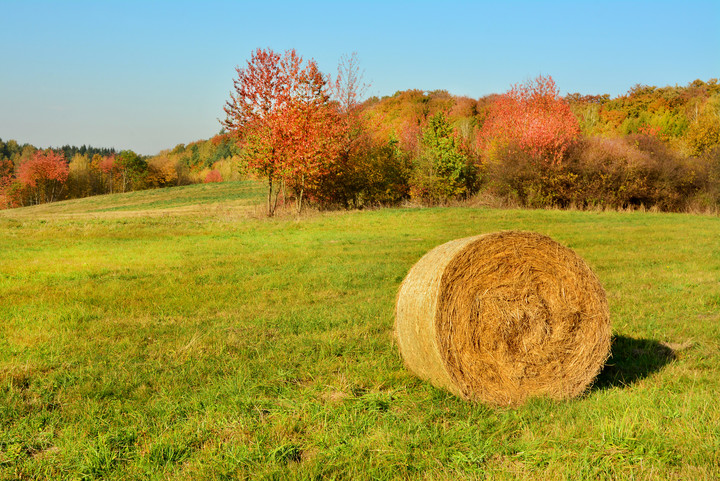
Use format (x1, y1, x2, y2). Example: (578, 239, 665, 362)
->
(395, 231, 611, 406)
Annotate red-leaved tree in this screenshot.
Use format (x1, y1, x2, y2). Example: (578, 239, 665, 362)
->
(17, 150, 69, 204)
(204, 169, 223, 183)
(480, 75, 580, 164)
(96, 154, 121, 193)
(223, 48, 342, 215)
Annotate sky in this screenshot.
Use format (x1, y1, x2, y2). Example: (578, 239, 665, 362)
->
(1, 0, 718, 155)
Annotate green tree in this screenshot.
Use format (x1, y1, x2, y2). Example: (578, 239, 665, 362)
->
(411, 112, 474, 202)
(117, 150, 148, 191)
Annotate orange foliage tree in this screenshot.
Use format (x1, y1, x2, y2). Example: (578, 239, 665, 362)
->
(480, 75, 580, 163)
(17, 150, 69, 204)
(223, 48, 342, 215)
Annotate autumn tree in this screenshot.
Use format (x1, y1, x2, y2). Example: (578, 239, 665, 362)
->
(223, 48, 341, 215)
(117, 150, 148, 191)
(96, 154, 121, 193)
(333, 53, 369, 159)
(480, 75, 580, 163)
(310, 52, 373, 207)
(67, 153, 93, 198)
(685, 94, 720, 156)
(17, 150, 69, 204)
(0, 157, 18, 208)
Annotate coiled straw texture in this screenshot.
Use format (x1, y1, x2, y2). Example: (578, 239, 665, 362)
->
(395, 231, 611, 406)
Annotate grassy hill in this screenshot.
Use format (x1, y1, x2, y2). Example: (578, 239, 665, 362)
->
(1, 183, 719, 479)
(0, 180, 266, 219)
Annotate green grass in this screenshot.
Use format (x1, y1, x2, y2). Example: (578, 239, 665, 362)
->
(1, 183, 719, 479)
(2, 180, 266, 217)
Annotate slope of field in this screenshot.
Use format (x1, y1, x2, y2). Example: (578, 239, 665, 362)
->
(1, 184, 719, 480)
(0, 180, 266, 219)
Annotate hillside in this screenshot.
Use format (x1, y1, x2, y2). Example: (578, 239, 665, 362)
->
(0, 180, 265, 220)
(1, 183, 719, 479)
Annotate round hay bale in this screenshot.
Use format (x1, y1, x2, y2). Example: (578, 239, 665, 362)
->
(394, 231, 611, 406)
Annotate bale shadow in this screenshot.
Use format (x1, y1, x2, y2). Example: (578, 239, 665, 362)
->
(592, 335, 676, 390)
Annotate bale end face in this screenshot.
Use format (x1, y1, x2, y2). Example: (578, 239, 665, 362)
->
(395, 231, 611, 406)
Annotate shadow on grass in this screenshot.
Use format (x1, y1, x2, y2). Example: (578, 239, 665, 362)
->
(593, 335, 676, 390)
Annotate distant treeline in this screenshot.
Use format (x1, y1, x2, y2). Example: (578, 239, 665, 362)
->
(2, 76, 719, 212)
(346, 77, 720, 211)
(0, 135, 241, 208)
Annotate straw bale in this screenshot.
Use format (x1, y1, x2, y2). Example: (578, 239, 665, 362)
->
(395, 231, 611, 406)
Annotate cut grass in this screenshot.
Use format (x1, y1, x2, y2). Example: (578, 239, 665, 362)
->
(1, 183, 719, 479)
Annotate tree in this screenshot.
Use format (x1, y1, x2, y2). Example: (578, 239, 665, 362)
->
(480, 75, 580, 164)
(96, 154, 120, 193)
(222, 48, 341, 215)
(0, 157, 18, 208)
(67, 153, 92, 198)
(333, 52, 369, 157)
(117, 150, 147, 191)
(17, 150, 69, 204)
(686, 113, 720, 156)
(412, 112, 474, 201)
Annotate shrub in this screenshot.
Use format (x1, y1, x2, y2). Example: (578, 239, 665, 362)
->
(204, 169, 223, 183)
(479, 134, 705, 211)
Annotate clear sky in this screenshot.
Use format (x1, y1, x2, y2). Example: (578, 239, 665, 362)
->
(1, 0, 718, 155)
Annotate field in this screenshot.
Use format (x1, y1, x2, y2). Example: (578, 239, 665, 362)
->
(1, 181, 719, 480)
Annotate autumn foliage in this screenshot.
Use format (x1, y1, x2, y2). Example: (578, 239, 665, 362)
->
(223, 48, 342, 215)
(204, 169, 222, 183)
(17, 150, 69, 204)
(480, 75, 580, 164)
(1, 61, 719, 213)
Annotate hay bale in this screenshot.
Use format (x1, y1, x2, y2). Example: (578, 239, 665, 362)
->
(395, 231, 611, 406)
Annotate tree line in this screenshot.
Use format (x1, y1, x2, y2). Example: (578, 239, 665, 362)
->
(0, 135, 240, 208)
(222, 49, 719, 214)
(2, 48, 718, 213)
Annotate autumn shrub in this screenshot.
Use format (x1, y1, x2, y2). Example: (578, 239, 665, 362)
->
(212, 159, 244, 182)
(686, 145, 720, 210)
(0, 178, 24, 209)
(146, 155, 180, 188)
(564, 135, 699, 210)
(311, 139, 412, 209)
(478, 134, 705, 211)
(480, 145, 575, 208)
(204, 169, 223, 183)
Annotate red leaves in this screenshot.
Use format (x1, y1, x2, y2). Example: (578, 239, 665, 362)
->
(480, 75, 580, 164)
(204, 169, 222, 183)
(96, 154, 118, 175)
(18, 150, 69, 188)
(223, 48, 344, 214)
(16, 150, 69, 204)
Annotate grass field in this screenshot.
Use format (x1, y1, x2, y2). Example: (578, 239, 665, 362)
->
(1, 182, 719, 480)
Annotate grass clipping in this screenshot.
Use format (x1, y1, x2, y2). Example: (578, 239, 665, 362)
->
(395, 231, 611, 406)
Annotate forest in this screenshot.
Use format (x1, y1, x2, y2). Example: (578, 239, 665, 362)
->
(2, 49, 719, 213)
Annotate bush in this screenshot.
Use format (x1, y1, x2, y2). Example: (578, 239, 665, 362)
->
(478, 134, 708, 212)
(311, 139, 412, 209)
(204, 170, 223, 183)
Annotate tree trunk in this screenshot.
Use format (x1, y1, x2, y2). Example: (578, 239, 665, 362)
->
(267, 175, 274, 217)
(296, 174, 305, 214)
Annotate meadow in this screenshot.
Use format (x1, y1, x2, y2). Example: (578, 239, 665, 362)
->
(1, 181, 719, 480)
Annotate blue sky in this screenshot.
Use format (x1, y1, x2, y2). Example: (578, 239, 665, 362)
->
(1, 0, 718, 155)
